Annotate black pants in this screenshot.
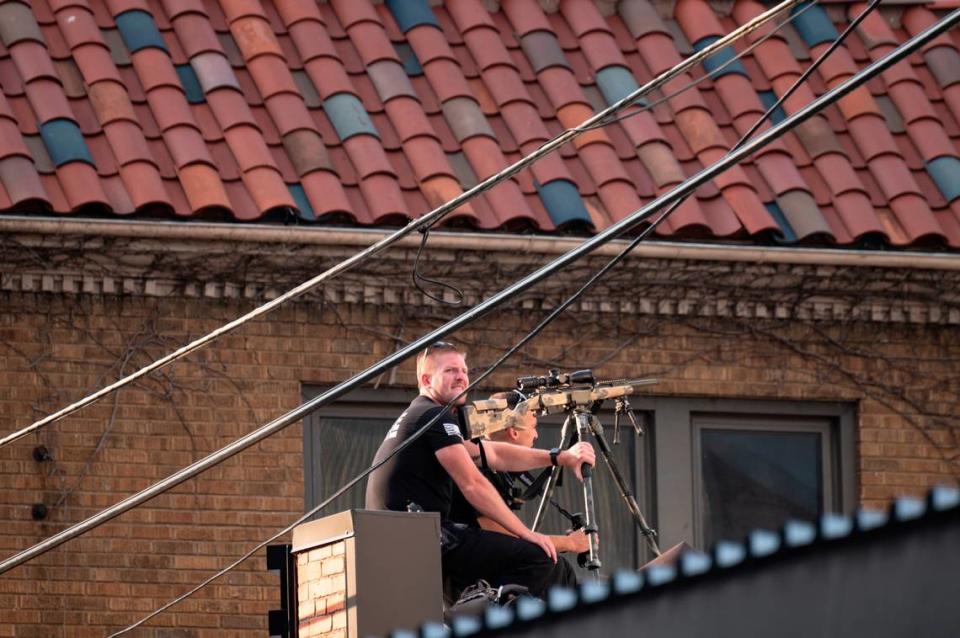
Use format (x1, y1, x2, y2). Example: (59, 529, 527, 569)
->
(442, 525, 577, 600)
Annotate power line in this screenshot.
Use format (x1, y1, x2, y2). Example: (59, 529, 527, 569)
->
(109, 5, 941, 630)
(0, 0, 807, 450)
(6, 5, 955, 579)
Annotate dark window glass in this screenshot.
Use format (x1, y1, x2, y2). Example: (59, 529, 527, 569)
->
(699, 428, 823, 546)
(306, 416, 391, 516)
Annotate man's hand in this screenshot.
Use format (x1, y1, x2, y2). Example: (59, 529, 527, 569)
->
(558, 442, 596, 480)
(520, 530, 558, 563)
(565, 528, 591, 554)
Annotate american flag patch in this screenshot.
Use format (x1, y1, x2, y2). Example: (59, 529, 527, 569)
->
(443, 423, 462, 438)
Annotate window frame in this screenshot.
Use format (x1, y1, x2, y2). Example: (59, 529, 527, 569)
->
(633, 397, 857, 551)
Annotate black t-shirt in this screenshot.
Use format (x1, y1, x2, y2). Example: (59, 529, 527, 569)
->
(448, 467, 530, 528)
(365, 395, 466, 519)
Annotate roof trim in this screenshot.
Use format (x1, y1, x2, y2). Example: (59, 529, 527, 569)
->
(2, 215, 960, 270)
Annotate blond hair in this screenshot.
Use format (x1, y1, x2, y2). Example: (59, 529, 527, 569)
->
(416, 342, 466, 388)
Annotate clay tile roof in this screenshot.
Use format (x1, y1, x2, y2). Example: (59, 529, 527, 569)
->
(0, 1, 956, 248)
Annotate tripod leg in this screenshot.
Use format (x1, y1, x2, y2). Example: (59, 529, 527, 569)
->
(575, 412, 602, 571)
(588, 417, 661, 557)
(531, 415, 573, 532)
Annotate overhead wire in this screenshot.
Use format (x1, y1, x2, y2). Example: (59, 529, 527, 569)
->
(400, 0, 820, 307)
(5, 2, 951, 581)
(579, 0, 821, 133)
(624, 0, 886, 244)
(0, 0, 807, 451)
(107, 3, 943, 631)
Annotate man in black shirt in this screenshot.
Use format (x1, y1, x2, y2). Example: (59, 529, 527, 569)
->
(366, 342, 595, 599)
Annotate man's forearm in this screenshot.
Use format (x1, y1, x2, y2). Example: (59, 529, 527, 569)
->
(479, 515, 579, 553)
(482, 440, 551, 472)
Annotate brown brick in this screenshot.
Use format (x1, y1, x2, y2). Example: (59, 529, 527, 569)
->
(331, 609, 347, 630)
(325, 591, 345, 613)
(321, 556, 344, 576)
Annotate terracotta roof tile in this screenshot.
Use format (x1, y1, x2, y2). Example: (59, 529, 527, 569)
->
(164, 123, 212, 168)
(245, 53, 297, 100)
(889, 193, 945, 243)
(356, 172, 407, 223)
(868, 154, 923, 202)
(237, 165, 291, 215)
(0, 154, 47, 204)
(119, 159, 168, 207)
(285, 18, 337, 66)
(847, 114, 898, 162)
(402, 134, 453, 183)
(25, 79, 74, 123)
(300, 168, 352, 218)
(100, 172, 134, 212)
(520, 30, 570, 75)
(57, 160, 108, 209)
(9, 40, 59, 84)
(220, 123, 271, 172)
(205, 86, 254, 131)
(102, 119, 151, 165)
(910, 118, 956, 162)
(169, 12, 219, 57)
(501, 0, 552, 39)
(73, 42, 123, 86)
(420, 174, 475, 219)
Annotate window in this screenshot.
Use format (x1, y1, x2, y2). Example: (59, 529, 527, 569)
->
(303, 389, 855, 574)
(644, 398, 856, 551)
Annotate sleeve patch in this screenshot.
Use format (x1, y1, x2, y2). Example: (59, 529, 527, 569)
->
(443, 422, 463, 439)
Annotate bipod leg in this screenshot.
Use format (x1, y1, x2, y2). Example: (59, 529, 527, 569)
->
(531, 414, 574, 532)
(575, 411, 602, 571)
(587, 416, 661, 557)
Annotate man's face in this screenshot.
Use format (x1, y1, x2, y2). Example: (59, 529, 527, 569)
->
(511, 409, 538, 448)
(421, 351, 469, 405)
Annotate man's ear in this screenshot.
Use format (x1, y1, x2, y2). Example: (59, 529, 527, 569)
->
(419, 371, 432, 388)
(507, 427, 520, 442)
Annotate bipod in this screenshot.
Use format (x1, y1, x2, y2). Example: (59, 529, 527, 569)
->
(531, 406, 661, 573)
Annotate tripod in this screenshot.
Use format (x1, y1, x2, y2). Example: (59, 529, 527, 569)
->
(531, 403, 661, 571)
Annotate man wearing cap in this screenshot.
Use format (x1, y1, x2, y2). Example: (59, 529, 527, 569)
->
(365, 342, 595, 599)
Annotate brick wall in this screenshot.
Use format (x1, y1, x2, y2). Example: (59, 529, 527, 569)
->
(296, 540, 346, 638)
(1, 278, 957, 634)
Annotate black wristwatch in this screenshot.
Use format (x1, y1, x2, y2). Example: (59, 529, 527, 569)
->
(549, 447, 560, 466)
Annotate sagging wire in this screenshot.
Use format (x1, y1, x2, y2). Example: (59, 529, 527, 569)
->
(736, 0, 884, 147)
(635, 0, 885, 243)
(0, 0, 806, 451)
(405, 0, 821, 304)
(114, 5, 891, 630)
(580, 0, 821, 133)
(412, 227, 465, 306)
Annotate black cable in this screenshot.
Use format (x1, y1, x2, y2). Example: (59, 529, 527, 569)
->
(598, 0, 883, 245)
(412, 227, 465, 306)
(577, 0, 821, 133)
(117, 3, 887, 631)
(403, 1, 821, 306)
(735, 0, 883, 150)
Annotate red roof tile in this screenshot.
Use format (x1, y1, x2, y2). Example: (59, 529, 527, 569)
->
(501, 0, 552, 39)
(301, 168, 352, 217)
(0, 154, 46, 204)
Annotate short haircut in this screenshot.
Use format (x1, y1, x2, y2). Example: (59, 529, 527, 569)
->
(488, 390, 532, 430)
(416, 341, 466, 385)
